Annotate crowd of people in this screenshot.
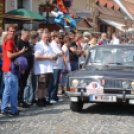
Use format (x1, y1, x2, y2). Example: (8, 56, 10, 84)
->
(0, 24, 133, 116)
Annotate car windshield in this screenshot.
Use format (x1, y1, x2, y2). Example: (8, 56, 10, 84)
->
(87, 47, 134, 67)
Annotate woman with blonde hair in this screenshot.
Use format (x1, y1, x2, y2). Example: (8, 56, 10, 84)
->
(1, 32, 7, 45)
(79, 37, 90, 68)
(89, 34, 97, 47)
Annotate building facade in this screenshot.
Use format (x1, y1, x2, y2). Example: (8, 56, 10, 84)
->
(4, 0, 47, 29)
(0, 0, 5, 28)
(69, 0, 96, 31)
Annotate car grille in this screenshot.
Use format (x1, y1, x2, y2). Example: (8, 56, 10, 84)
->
(104, 90, 131, 94)
(104, 78, 122, 89)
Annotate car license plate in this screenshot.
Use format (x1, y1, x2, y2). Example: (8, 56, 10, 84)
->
(90, 95, 117, 102)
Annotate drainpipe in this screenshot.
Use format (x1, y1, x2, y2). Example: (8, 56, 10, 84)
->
(113, 0, 134, 20)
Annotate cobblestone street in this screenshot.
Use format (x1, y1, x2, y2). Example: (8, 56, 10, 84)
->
(0, 96, 134, 134)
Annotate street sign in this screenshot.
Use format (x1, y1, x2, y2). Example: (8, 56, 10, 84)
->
(76, 10, 92, 17)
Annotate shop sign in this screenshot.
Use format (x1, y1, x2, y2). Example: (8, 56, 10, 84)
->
(76, 10, 92, 17)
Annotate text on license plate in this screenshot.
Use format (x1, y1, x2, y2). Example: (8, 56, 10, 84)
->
(90, 95, 117, 102)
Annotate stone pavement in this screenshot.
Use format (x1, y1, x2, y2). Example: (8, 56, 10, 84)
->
(0, 96, 134, 134)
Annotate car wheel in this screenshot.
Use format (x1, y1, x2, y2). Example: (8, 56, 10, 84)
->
(70, 100, 83, 112)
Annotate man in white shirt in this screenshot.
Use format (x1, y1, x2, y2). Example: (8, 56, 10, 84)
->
(48, 32, 64, 104)
(110, 33, 120, 45)
(34, 32, 57, 107)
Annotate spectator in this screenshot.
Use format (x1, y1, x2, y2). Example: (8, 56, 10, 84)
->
(81, 37, 90, 57)
(34, 32, 56, 107)
(89, 34, 97, 47)
(59, 29, 64, 34)
(23, 31, 39, 104)
(50, 31, 56, 42)
(0, 32, 7, 100)
(43, 28, 49, 33)
(83, 31, 91, 45)
(98, 33, 108, 45)
(37, 28, 44, 41)
(1, 24, 26, 116)
(0, 27, 3, 41)
(110, 33, 120, 45)
(69, 32, 84, 71)
(48, 32, 64, 104)
(16, 29, 34, 108)
(69, 30, 75, 43)
(60, 37, 71, 95)
(120, 37, 125, 44)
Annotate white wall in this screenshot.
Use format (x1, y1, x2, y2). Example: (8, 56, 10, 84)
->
(23, 0, 32, 29)
(23, 0, 31, 10)
(5, 0, 16, 30)
(69, 0, 88, 16)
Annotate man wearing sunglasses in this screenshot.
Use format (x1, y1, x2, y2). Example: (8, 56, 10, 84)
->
(1, 24, 27, 116)
(47, 32, 64, 104)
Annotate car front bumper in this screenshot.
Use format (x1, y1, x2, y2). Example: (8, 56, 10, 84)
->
(66, 91, 134, 102)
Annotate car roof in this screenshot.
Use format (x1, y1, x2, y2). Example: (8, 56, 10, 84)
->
(93, 45, 134, 49)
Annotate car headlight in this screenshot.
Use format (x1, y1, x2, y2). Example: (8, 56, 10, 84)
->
(72, 79, 79, 87)
(131, 82, 134, 89)
(79, 80, 87, 87)
(122, 81, 131, 89)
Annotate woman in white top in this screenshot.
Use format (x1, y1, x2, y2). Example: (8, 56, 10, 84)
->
(60, 37, 71, 95)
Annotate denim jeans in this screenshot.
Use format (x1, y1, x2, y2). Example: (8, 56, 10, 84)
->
(1, 72, 18, 113)
(60, 71, 68, 86)
(47, 69, 61, 101)
(0, 69, 4, 100)
(23, 71, 37, 102)
(70, 61, 78, 71)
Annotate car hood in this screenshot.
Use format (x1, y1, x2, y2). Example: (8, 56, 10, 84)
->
(69, 68, 134, 79)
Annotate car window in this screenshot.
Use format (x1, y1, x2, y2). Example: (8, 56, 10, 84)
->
(87, 48, 134, 66)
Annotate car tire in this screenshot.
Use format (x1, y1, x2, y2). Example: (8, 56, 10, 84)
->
(70, 100, 83, 112)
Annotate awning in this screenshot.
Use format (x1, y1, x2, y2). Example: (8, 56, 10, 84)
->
(88, 21, 96, 27)
(0, 14, 34, 21)
(76, 27, 93, 31)
(5, 8, 46, 21)
(100, 18, 134, 32)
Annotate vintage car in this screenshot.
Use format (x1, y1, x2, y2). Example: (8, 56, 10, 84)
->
(66, 45, 134, 111)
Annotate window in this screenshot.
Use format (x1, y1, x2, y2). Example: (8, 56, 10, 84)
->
(89, 0, 95, 11)
(18, 0, 23, 8)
